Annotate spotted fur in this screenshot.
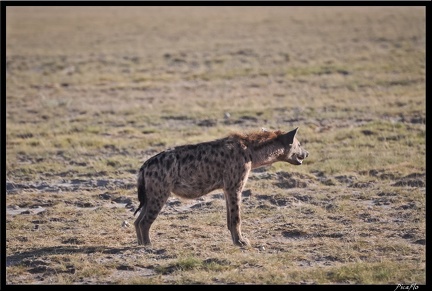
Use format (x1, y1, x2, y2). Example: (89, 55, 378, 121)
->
(134, 127, 309, 247)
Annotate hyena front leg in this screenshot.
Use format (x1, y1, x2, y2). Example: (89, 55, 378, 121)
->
(134, 193, 170, 245)
(223, 168, 251, 247)
(224, 188, 250, 247)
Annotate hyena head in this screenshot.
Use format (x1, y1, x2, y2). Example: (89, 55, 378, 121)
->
(278, 127, 309, 165)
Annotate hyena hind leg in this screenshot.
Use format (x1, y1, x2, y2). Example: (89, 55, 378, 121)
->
(134, 208, 151, 245)
(134, 195, 169, 245)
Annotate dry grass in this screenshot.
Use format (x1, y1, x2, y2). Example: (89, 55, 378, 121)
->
(5, 6, 425, 285)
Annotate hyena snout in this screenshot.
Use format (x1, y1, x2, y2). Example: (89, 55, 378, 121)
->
(290, 148, 308, 165)
(297, 149, 308, 163)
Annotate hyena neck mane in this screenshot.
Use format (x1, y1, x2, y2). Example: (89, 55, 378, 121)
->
(229, 130, 287, 169)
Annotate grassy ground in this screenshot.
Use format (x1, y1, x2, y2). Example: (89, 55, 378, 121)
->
(5, 6, 425, 284)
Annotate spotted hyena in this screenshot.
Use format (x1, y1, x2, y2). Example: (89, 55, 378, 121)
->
(134, 127, 308, 247)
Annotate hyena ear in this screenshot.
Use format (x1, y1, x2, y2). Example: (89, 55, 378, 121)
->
(281, 127, 299, 145)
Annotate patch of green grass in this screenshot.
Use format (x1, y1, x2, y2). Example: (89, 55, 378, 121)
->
(319, 261, 425, 284)
(155, 256, 202, 274)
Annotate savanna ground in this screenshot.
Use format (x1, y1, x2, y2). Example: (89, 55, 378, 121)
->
(5, 6, 426, 285)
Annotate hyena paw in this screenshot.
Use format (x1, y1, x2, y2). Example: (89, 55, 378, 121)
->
(235, 237, 251, 247)
(137, 240, 152, 246)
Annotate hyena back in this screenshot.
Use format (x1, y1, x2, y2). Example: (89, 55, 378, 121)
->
(134, 127, 308, 247)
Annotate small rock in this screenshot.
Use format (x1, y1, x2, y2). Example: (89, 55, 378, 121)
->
(99, 193, 111, 200)
(414, 239, 426, 245)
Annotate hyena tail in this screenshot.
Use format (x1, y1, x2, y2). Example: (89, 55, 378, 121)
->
(134, 168, 146, 216)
